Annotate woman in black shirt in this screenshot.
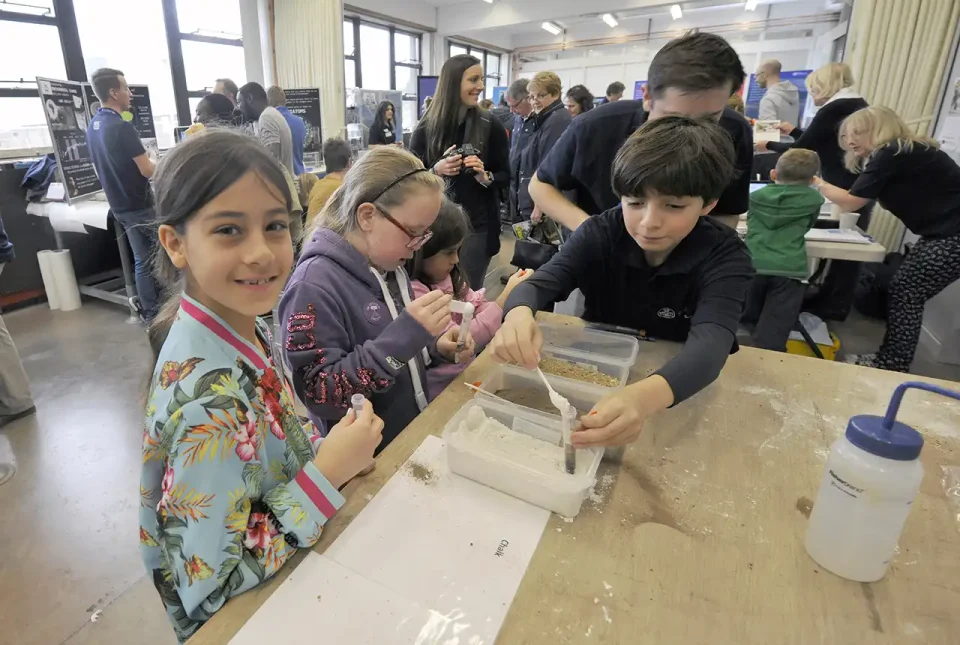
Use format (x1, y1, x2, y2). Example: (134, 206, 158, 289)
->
(410, 54, 510, 288)
(818, 106, 960, 372)
(368, 100, 399, 147)
(758, 62, 871, 320)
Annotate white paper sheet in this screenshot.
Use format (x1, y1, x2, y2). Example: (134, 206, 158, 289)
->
(805, 228, 872, 244)
(231, 435, 551, 644)
(754, 119, 781, 143)
(26, 200, 112, 233)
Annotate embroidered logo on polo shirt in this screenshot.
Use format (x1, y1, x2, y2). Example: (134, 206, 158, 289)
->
(386, 356, 404, 370)
(657, 307, 676, 319)
(364, 301, 383, 323)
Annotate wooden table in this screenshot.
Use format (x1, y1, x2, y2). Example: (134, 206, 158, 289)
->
(191, 314, 960, 644)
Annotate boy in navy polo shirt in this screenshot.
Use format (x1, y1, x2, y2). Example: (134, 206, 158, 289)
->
(529, 31, 753, 231)
(86, 67, 160, 321)
(489, 117, 754, 447)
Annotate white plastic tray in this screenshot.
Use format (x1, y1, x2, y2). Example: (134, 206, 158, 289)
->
(538, 322, 640, 388)
(442, 398, 603, 518)
(476, 364, 609, 421)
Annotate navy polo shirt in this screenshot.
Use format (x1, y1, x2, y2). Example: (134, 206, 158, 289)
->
(87, 108, 151, 215)
(504, 207, 754, 342)
(536, 100, 754, 216)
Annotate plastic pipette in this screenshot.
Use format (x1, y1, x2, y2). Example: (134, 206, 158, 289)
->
(448, 300, 475, 364)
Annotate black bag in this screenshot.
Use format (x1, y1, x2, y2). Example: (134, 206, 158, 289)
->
(854, 251, 906, 320)
(510, 219, 563, 270)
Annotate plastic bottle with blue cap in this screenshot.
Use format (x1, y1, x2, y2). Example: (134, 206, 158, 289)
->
(805, 381, 960, 582)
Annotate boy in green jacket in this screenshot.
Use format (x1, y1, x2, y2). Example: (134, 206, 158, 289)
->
(743, 149, 824, 351)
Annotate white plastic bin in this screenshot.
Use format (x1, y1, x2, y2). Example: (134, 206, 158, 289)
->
(476, 364, 609, 421)
(538, 322, 640, 388)
(442, 398, 604, 517)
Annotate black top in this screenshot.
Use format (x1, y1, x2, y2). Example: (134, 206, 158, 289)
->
(767, 97, 869, 189)
(849, 142, 960, 238)
(410, 110, 510, 232)
(368, 123, 396, 146)
(518, 99, 573, 216)
(503, 208, 754, 402)
(536, 101, 753, 216)
(0, 212, 14, 264)
(87, 108, 151, 215)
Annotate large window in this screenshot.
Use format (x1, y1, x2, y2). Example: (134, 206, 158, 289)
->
(343, 16, 422, 132)
(0, 2, 78, 152)
(74, 0, 179, 148)
(447, 41, 503, 99)
(0, 0, 244, 156)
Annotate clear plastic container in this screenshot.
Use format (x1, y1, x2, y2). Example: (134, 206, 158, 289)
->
(476, 364, 609, 421)
(442, 398, 604, 517)
(538, 322, 640, 388)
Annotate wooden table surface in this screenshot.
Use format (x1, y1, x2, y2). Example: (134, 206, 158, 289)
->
(190, 314, 960, 644)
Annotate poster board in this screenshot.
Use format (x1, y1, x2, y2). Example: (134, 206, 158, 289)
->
(417, 75, 438, 118)
(492, 86, 508, 105)
(284, 88, 322, 169)
(745, 70, 811, 121)
(36, 77, 102, 203)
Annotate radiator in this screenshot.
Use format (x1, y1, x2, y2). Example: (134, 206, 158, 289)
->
(866, 206, 904, 254)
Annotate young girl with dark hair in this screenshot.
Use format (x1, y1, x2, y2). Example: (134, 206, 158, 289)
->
(368, 100, 399, 147)
(140, 130, 383, 642)
(410, 54, 510, 290)
(406, 200, 531, 399)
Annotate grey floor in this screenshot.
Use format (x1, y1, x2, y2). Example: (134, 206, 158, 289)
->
(1, 234, 957, 645)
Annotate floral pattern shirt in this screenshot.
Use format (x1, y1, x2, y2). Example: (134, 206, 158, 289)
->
(140, 295, 344, 642)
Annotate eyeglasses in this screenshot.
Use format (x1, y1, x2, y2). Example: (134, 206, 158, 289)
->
(376, 205, 433, 250)
(529, 92, 549, 101)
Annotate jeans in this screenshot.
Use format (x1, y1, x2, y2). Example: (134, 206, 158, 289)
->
(114, 208, 162, 321)
(743, 275, 806, 352)
(0, 265, 34, 415)
(459, 230, 492, 290)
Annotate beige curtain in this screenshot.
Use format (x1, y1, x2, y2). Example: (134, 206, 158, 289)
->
(845, 0, 960, 248)
(273, 0, 346, 147)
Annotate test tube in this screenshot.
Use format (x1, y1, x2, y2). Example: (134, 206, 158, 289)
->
(449, 301, 475, 365)
(351, 393, 366, 415)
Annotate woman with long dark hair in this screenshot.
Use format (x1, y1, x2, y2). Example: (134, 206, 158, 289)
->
(368, 100, 399, 147)
(564, 84, 594, 117)
(410, 54, 510, 289)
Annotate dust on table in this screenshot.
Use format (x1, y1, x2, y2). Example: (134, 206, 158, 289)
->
(538, 356, 619, 388)
(405, 460, 438, 485)
(494, 387, 591, 417)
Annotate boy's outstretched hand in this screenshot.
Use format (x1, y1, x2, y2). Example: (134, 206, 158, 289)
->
(489, 307, 541, 369)
(573, 376, 675, 448)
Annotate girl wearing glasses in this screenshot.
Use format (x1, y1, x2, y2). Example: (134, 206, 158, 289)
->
(410, 54, 510, 290)
(280, 146, 475, 452)
(407, 200, 532, 400)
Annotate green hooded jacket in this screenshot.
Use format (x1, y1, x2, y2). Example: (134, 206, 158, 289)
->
(746, 184, 825, 278)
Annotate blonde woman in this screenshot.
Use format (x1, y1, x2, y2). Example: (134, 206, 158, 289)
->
(817, 106, 960, 372)
(519, 71, 572, 223)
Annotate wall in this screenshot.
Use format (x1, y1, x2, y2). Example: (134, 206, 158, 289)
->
(347, 0, 437, 30)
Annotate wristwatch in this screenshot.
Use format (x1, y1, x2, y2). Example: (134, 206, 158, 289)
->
(479, 170, 493, 186)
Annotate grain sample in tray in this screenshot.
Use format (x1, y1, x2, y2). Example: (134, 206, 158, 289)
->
(538, 355, 620, 388)
(494, 387, 592, 418)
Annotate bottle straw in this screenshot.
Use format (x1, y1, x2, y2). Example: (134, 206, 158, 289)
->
(882, 381, 960, 430)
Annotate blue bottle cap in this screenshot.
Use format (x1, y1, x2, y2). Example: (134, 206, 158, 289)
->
(845, 415, 923, 461)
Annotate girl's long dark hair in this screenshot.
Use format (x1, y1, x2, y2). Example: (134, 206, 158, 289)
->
(145, 130, 292, 389)
(566, 85, 594, 115)
(406, 200, 472, 299)
(370, 100, 395, 135)
(417, 54, 485, 165)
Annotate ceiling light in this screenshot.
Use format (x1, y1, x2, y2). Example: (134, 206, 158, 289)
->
(745, 0, 759, 10)
(602, 13, 618, 28)
(482, 0, 493, 4)
(541, 21, 562, 35)
(670, 4, 683, 20)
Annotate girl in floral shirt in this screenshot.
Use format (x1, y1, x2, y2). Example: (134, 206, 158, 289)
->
(139, 130, 384, 642)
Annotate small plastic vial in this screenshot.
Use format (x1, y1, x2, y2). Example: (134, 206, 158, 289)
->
(351, 393, 366, 414)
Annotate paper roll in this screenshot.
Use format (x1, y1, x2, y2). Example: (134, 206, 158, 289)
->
(36, 251, 61, 310)
(48, 250, 82, 311)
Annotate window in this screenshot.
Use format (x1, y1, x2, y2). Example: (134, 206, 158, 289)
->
(0, 2, 81, 154)
(359, 24, 390, 90)
(74, 0, 180, 148)
(171, 0, 244, 126)
(446, 41, 504, 99)
(343, 17, 423, 131)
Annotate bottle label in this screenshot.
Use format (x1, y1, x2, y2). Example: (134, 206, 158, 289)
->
(828, 469, 865, 499)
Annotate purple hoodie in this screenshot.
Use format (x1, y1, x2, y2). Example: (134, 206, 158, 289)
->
(279, 228, 441, 450)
